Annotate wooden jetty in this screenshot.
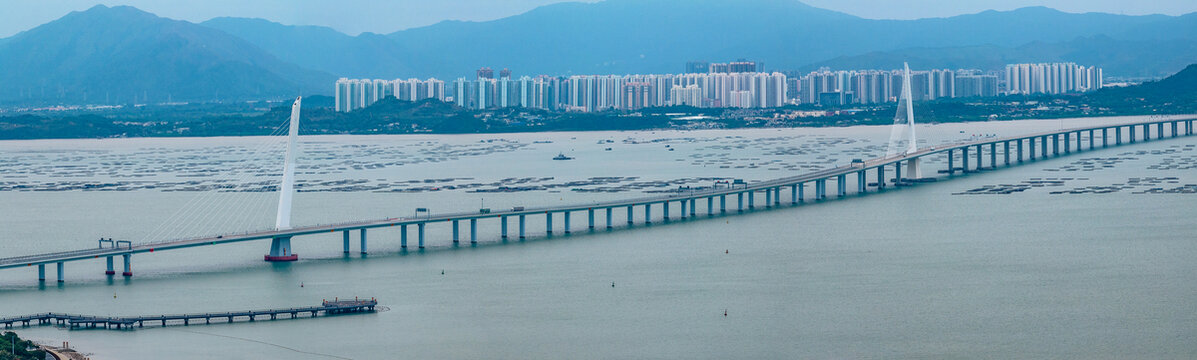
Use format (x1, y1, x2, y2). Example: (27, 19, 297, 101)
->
(0, 298, 377, 330)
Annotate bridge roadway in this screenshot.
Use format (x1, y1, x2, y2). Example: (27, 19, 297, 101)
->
(0, 299, 377, 330)
(1, 116, 1194, 282)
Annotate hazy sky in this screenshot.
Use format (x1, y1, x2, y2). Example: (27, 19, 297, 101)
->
(2, 0, 1194, 38)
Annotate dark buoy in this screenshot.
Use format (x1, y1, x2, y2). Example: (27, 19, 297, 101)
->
(724, 309, 727, 316)
(441, 270, 445, 275)
(725, 249, 728, 254)
(300, 282, 304, 288)
(612, 282, 615, 287)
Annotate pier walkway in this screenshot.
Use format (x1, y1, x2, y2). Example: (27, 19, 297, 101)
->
(0, 298, 377, 330)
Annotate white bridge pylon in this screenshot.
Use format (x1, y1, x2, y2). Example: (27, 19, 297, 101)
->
(886, 62, 921, 180)
(266, 96, 301, 262)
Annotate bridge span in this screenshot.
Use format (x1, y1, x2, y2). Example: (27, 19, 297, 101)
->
(2, 116, 1194, 283)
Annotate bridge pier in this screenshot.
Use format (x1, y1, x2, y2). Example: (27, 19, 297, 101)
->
(1041, 136, 1048, 158)
(468, 219, 476, 244)
(1171, 121, 1178, 138)
(343, 230, 350, 254)
(564, 212, 572, 234)
(857, 171, 866, 193)
(1116, 127, 1123, 145)
(401, 225, 408, 249)
(1089, 130, 1095, 149)
(1102, 128, 1109, 147)
(737, 193, 744, 212)
(989, 143, 997, 169)
(876, 166, 885, 188)
(265, 236, 297, 262)
(720, 195, 727, 213)
(764, 189, 772, 207)
(1157, 123, 1164, 139)
(452, 220, 459, 243)
(546, 212, 554, 234)
(975, 144, 983, 170)
(627, 206, 634, 224)
(519, 215, 527, 239)
(1004, 141, 1011, 165)
(1129, 126, 1135, 143)
(360, 229, 367, 255)
(747, 192, 754, 210)
(961, 147, 969, 172)
(894, 162, 902, 183)
(1064, 132, 1071, 153)
(1076, 131, 1083, 151)
(815, 179, 826, 200)
(947, 149, 955, 172)
(502, 216, 509, 238)
(708, 197, 714, 215)
(105, 256, 115, 276)
(680, 199, 688, 217)
(663, 202, 670, 221)
(1028, 137, 1035, 160)
(606, 208, 614, 228)
(56, 262, 63, 283)
(419, 223, 427, 249)
(38, 264, 45, 282)
(692, 199, 699, 216)
(588, 209, 595, 230)
(122, 254, 131, 277)
(1052, 134, 1059, 156)
(645, 204, 652, 224)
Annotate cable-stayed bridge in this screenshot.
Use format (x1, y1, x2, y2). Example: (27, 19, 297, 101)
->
(3, 87, 1196, 283)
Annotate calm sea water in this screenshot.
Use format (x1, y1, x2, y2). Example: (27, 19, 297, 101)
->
(1, 116, 1195, 359)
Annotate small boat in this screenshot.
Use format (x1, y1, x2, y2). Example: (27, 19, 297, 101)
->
(553, 153, 574, 160)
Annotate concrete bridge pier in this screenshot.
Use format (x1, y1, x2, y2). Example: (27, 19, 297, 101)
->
(720, 195, 727, 213)
(360, 229, 367, 255)
(680, 200, 688, 217)
(56, 262, 63, 283)
(764, 189, 772, 207)
(564, 212, 572, 234)
(747, 191, 755, 210)
(105, 256, 115, 276)
(691, 199, 699, 216)
(1089, 130, 1095, 149)
(857, 171, 866, 193)
(947, 149, 955, 172)
(606, 208, 614, 228)
(419, 223, 427, 249)
(894, 161, 902, 183)
(975, 144, 983, 170)
(343, 231, 350, 254)
(1129, 126, 1135, 143)
(989, 143, 997, 168)
(791, 184, 799, 204)
(1064, 132, 1071, 153)
(519, 215, 527, 239)
(1102, 128, 1109, 147)
(1004, 141, 1011, 166)
(1076, 131, 1083, 151)
(627, 206, 634, 224)
(468, 220, 476, 244)
(122, 254, 132, 277)
(644, 204, 652, 224)
(663, 202, 671, 221)
(265, 236, 297, 261)
(38, 264, 45, 282)
(1041, 136, 1049, 158)
(737, 193, 744, 212)
(1017, 139, 1024, 162)
(1116, 127, 1122, 145)
(588, 209, 595, 230)
(708, 197, 715, 215)
(401, 225, 408, 249)
(452, 220, 459, 243)
(546, 212, 554, 234)
(815, 179, 826, 200)
(501, 216, 508, 239)
(876, 166, 886, 189)
(837, 175, 847, 197)
(1028, 137, 1036, 160)
(1171, 121, 1178, 138)
(1052, 134, 1060, 155)
(961, 147, 969, 171)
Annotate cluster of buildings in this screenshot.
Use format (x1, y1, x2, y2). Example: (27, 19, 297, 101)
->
(334, 61, 1104, 112)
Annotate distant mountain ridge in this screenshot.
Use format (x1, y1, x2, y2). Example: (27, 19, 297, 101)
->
(0, 5, 333, 105)
(1, 0, 1195, 106)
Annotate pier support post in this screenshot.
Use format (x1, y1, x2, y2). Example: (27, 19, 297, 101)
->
(1041, 136, 1048, 158)
(680, 200, 688, 218)
(564, 212, 572, 234)
(747, 192, 755, 209)
(105, 256, 115, 275)
(401, 225, 408, 249)
(1017, 139, 1024, 162)
(56, 262, 63, 283)
(606, 208, 614, 229)
(663, 202, 671, 220)
(837, 175, 846, 197)
(765, 189, 772, 207)
(588, 209, 595, 230)
(720, 195, 727, 213)
(894, 162, 902, 183)
(1076, 131, 1082, 151)
(1029, 137, 1036, 160)
(122, 254, 131, 277)
(546, 212, 554, 234)
(265, 236, 297, 261)
(360, 229, 367, 255)
(1172, 121, 1178, 138)
(1129, 126, 1135, 143)
(961, 147, 970, 172)
(877, 167, 886, 188)
(627, 206, 634, 224)
(791, 184, 799, 204)
(645, 204, 652, 224)
(468, 219, 476, 244)
(947, 149, 955, 172)
(737, 193, 744, 212)
(519, 215, 526, 239)
(989, 143, 997, 169)
(1089, 130, 1094, 149)
(1102, 128, 1109, 147)
(452, 220, 459, 243)
(1157, 123, 1164, 139)
(857, 171, 866, 193)
(38, 264, 45, 282)
(691, 199, 698, 216)
(501, 216, 508, 239)
(1003, 141, 1010, 166)
(343, 230, 350, 254)
(1064, 132, 1071, 153)
(975, 144, 983, 170)
(418, 223, 426, 249)
(707, 197, 714, 215)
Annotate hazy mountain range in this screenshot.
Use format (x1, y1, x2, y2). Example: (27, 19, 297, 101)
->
(1, 0, 1194, 105)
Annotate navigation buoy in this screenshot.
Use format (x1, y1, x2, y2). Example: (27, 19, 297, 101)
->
(441, 270, 445, 275)
(300, 282, 304, 288)
(725, 249, 728, 254)
(724, 309, 727, 317)
(612, 282, 615, 287)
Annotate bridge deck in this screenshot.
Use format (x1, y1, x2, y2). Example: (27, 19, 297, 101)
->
(0, 116, 1193, 270)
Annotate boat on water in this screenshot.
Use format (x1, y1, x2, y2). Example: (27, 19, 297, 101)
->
(553, 153, 574, 160)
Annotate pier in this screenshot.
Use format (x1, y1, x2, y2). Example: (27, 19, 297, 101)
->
(0, 298, 377, 330)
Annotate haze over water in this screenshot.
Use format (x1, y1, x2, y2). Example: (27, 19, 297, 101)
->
(1, 115, 1195, 359)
